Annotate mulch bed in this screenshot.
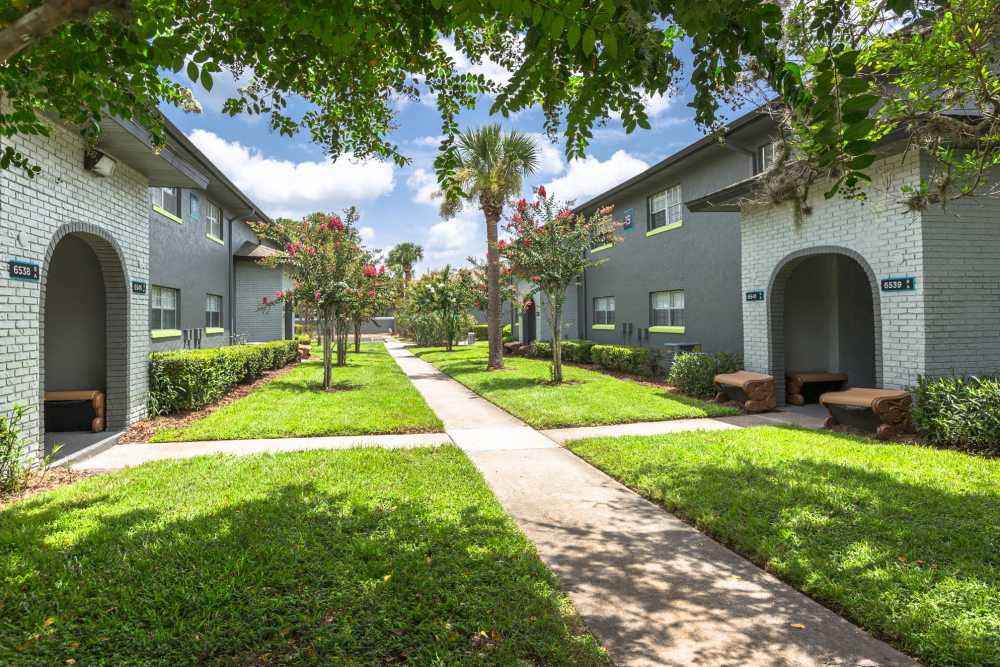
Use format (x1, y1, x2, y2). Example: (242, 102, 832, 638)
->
(0, 467, 102, 508)
(118, 361, 301, 444)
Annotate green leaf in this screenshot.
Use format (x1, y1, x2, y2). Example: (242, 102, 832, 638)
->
(201, 68, 214, 91)
(845, 139, 874, 155)
(604, 30, 618, 57)
(843, 118, 876, 142)
(842, 94, 880, 116)
(550, 14, 565, 39)
(848, 153, 877, 170)
(187, 61, 199, 83)
(567, 23, 580, 48)
(582, 27, 596, 55)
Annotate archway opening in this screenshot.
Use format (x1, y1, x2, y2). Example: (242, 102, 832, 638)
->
(776, 253, 877, 403)
(42, 232, 128, 459)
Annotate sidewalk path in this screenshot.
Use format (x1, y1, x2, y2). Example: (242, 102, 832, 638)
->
(73, 433, 450, 470)
(386, 339, 915, 667)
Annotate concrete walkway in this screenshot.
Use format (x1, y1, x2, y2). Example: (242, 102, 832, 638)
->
(73, 432, 451, 470)
(386, 339, 916, 667)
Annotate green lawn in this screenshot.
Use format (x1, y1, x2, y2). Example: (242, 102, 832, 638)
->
(568, 426, 1000, 667)
(0, 447, 609, 665)
(412, 343, 737, 428)
(152, 342, 442, 442)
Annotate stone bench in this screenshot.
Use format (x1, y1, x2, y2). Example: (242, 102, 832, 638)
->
(786, 371, 848, 405)
(714, 371, 776, 413)
(819, 388, 913, 440)
(44, 390, 105, 433)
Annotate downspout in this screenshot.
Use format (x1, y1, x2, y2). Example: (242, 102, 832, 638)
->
(227, 215, 235, 334)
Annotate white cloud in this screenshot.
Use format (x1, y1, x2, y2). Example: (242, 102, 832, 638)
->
(439, 36, 512, 87)
(422, 210, 482, 271)
(409, 135, 447, 147)
(359, 226, 376, 242)
(526, 133, 565, 176)
(406, 168, 440, 206)
(187, 129, 396, 218)
(643, 92, 673, 118)
(543, 150, 650, 204)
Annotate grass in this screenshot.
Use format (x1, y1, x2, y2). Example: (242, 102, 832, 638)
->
(152, 342, 442, 442)
(567, 426, 1000, 667)
(411, 342, 738, 428)
(0, 447, 609, 665)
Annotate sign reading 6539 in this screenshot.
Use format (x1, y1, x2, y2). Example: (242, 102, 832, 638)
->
(8, 260, 40, 282)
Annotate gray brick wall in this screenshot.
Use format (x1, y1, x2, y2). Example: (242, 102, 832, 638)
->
(1, 119, 150, 456)
(741, 150, 926, 398)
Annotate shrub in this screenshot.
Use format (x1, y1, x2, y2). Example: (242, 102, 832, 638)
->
(297, 334, 311, 346)
(502, 323, 513, 342)
(149, 340, 299, 415)
(913, 375, 1000, 454)
(667, 351, 743, 399)
(0, 404, 30, 495)
(294, 323, 304, 336)
(591, 344, 655, 376)
(529, 340, 552, 358)
(561, 339, 596, 364)
(472, 324, 489, 341)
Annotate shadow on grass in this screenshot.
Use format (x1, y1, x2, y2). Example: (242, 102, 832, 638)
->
(266, 380, 363, 393)
(575, 425, 998, 666)
(0, 466, 607, 665)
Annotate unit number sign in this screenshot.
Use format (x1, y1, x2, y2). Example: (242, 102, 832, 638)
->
(8, 260, 40, 282)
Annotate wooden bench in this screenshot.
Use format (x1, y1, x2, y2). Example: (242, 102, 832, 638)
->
(44, 390, 105, 433)
(819, 388, 913, 440)
(714, 371, 776, 413)
(786, 371, 848, 405)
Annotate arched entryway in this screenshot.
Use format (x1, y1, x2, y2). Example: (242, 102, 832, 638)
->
(767, 247, 882, 403)
(40, 225, 130, 458)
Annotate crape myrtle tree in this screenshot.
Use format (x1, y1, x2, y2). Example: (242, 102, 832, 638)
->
(501, 187, 616, 383)
(467, 254, 520, 320)
(410, 265, 478, 352)
(348, 259, 396, 353)
(441, 125, 538, 371)
(252, 209, 367, 390)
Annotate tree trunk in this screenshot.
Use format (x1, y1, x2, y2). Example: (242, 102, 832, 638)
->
(0, 0, 123, 64)
(485, 210, 504, 370)
(353, 320, 361, 353)
(404, 267, 412, 290)
(336, 319, 348, 366)
(546, 292, 564, 384)
(322, 316, 333, 390)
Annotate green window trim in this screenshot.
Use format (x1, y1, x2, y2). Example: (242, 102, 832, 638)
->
(648, 325, 686, 334)
(151, 329, 182, 339)
(153, 205, 183, 225)
(591, 243, 613, 253)
(206, 233, 224, 245)
(205, 327, 225, 335)
(591, 323, 616, 331)
(645, 221, 682, 237)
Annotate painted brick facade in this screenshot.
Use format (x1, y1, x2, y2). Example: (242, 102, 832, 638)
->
(742, 149, 1000, 401)
(1, 120, 150, 456)
(741, 150, 925, 399)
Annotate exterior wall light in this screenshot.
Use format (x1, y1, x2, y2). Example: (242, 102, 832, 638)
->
(84, 149, 118, 177)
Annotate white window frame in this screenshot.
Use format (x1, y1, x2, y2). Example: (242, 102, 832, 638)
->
(593, 296, 616, 325)
(651, 289, 685, 327)
(757, 142, 778, 174)
(648, 184, 682, 231)
(205, 294, 223, 328)
(151, 285, 179, 330)
(205, 200, 223, 240)
(151, 187, 181, 218)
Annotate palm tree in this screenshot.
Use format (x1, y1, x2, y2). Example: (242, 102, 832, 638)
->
(387, 242, 423, 289)
(442, 124, 538, 370)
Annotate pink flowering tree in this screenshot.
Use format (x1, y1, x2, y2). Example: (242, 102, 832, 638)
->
(501, 188, 617, 383)
(410, 265, 478, 352)
(252, 208, 366, 389)
(347, 258, 396, 353)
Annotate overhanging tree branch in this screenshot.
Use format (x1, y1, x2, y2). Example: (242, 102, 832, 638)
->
(0, 0, 124, 63)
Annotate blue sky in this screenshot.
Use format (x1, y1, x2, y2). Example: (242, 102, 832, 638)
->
(161, 40, 726, 274)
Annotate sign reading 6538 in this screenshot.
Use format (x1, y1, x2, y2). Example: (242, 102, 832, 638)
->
(8, 260, 40, 282)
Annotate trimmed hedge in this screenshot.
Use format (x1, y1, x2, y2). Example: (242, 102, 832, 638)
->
(561, 339, 596, 364)
(667, 351, 743, 399)
(591, 344, 655, 376)
(149, 340, 299, 416)
(528, 340, 552, 358)
(472, 324, 489, 341)
(913, 375, 1000, 455)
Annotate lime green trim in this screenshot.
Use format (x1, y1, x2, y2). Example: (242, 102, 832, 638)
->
(646, 221, 682, 237)
(153, 205, 183, 224)
(649, 325, 686, 334)
(205, 327, 225, 335)
(151, 329, 182, 339)
(591, 243, 613, 253)
(206, 233, 224, 245)
(591, 324, 616, 331)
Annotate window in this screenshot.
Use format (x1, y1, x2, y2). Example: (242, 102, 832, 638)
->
(205, 294, 222, 328)
(651, 289, 684, 327)
(647, 184, 682, 231)
(756, 142, 778, 174)
(151, 286, 179, 330)
(593, 296, 616, 325)
(205, 200, 223, 240)
(150, 187, 181, 218)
